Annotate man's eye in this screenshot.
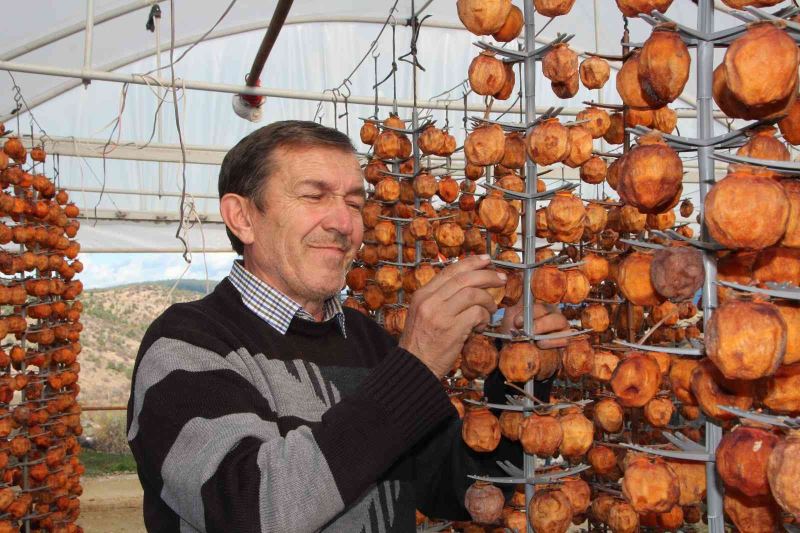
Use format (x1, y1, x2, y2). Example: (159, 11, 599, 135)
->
(303, 195, 322, 201)
(348, 202, 364, 210)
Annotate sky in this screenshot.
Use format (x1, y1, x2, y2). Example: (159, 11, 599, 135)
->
(80, 252, 237, 289)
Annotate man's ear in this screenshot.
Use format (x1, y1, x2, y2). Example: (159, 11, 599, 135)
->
(220, 193, 256, 248)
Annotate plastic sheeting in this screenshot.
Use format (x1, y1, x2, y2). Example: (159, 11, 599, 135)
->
(1, 0, 746, 251)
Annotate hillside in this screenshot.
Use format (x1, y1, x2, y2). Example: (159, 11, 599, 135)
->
(78, 280, 215, 406)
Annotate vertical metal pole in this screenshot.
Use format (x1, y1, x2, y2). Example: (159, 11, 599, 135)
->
(522, 2, 537, 529)
(82, 0, 95, 86)
(155, 14, 164, 199)
(593, 0, 606, 158)
(696, 1, 724, 531)
(411, 3, 422, 265)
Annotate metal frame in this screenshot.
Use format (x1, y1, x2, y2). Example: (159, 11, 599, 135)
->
(1, 13, 728, 124)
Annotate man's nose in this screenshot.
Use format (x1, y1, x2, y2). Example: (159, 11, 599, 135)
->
(321, 197, 354, 236)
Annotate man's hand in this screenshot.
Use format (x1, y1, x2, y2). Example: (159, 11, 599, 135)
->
(399, 255, 506, 378)
(498, 299, 571, 349)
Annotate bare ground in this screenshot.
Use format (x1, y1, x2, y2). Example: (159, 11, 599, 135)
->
(79, 474, 145, 532)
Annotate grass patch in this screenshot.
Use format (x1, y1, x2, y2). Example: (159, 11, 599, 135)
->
(81, 450, 137, 476)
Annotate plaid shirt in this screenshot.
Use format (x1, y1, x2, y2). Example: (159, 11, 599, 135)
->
(228, 259, 347, 337)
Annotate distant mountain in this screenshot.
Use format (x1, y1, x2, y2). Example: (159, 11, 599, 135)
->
(111, 278, 219, 295)
(78, 282, 208, 406)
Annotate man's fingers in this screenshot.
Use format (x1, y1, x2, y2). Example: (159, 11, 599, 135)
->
(443, 287, 498, 318)
(457, 305, 493, 332)
(533, 313, 570, 335)
(513, 312, 569, 334)
(436, 269, 507, 302)
(417, 255, 492, 296)
(533, 302, 558, 319)
(536, 337, 570, 349)
(535, 327, 577, 350)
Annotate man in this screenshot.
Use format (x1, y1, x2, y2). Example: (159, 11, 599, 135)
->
(127, 121, 569, 532)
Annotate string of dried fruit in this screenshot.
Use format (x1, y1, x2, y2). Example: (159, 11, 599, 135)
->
(0, 136, 84, 533)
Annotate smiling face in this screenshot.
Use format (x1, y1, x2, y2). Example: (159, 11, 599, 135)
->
(243, 145, 365, 311)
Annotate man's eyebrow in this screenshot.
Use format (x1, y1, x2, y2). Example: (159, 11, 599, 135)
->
(295, 178, 365, 196)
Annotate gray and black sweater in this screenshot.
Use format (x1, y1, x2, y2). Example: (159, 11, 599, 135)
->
(126, 278, 521, 532)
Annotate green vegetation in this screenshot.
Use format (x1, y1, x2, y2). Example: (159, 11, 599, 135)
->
(81, 449, 137, 476)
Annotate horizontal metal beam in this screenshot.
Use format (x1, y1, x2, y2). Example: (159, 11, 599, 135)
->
(0, 58, 559, 115)
(21, 134, 227, 165)
(77, 208, 223, 223)
(1, 0, 167, 62)
(0, 14, 721, 123)
(64, 185, 218, 200)
(82, 247, 232, 253)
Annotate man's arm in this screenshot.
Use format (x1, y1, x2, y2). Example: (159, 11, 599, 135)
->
(127, 320, 454, 533)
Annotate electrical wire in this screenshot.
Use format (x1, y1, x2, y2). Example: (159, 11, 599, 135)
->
(142, 0, 238, 78)
(313, 0, 400, 123)
(168, 0, 191, 263)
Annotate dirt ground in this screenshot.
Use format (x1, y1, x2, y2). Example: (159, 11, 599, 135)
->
(79, 474, 145, 532)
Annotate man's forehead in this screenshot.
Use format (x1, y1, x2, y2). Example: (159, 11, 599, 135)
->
(275, 146, 363, 190)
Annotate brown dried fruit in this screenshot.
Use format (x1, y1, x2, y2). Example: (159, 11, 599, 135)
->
(611, 352, 661, 407)
(527, 118, 570, 166)
(499, 341, 540, 383)
(622, 455, 679, 513)
(608, 501, 639, 533)
(618, 134, 683, 214)
(643, 397, 674, 428)
(759, 363, 800, 415)
(638, 25, 691, 105)
(529, 490, 573, 533)
(650, 247, 705, 301)
(618, 252, 664, 307)
(465, 124, 506, 166)
(733, 126, 790, 178)
(465, 481, 505, 524)
(532, 265, 566, 304)
(604, 112, 625, 145)
(593, 398, 624, 433)
(782, 180, 800, 248)
(615, 0, 674, 17)
(705, 299, 786, 380)
(546, 192, 586, 243)
(616, 52, 651, 108)
(462, 334, 499, 378)
(457, 0, 512, 35)
(767, 431, 800, 517)
(500, 132, 526, 169)
(462, 407, 501, 452)
(563, 126, 593, 168)
(559, 412, 594, 458)
(725, 23, 799, 110)
(664, 459, 706, 506)
(579, 57, 610, 90)
(716, 426, 779, 497)
(562, 336, 594, 380)
(534, 0, 576, 17)
(561, 478, 591, 515)
(543, 44, 578, 84)
(652, 105, 677, 133)
(581, 304, 610, 333)
(520, 414, 562, 457)
(469, 52, 508, 96)
(492, 4, 523, 42)
(779, 97, 800, 144)
(690, 358, 755, 421)
(724, 491, 782, 533)
(580, 156, 607, 185)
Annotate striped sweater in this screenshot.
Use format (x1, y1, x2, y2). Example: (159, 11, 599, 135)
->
(126, 278, 519, 532)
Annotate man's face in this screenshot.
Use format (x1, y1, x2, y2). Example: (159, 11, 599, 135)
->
(245, 145, 365, 304)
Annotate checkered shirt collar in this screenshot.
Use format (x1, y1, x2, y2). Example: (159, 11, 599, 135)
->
(228, 260, 346, 337)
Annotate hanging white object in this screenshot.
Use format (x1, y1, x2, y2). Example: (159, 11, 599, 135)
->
(232, 94, 264, 122)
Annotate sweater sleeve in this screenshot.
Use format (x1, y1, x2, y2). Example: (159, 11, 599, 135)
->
(127, 314, 454, 533)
